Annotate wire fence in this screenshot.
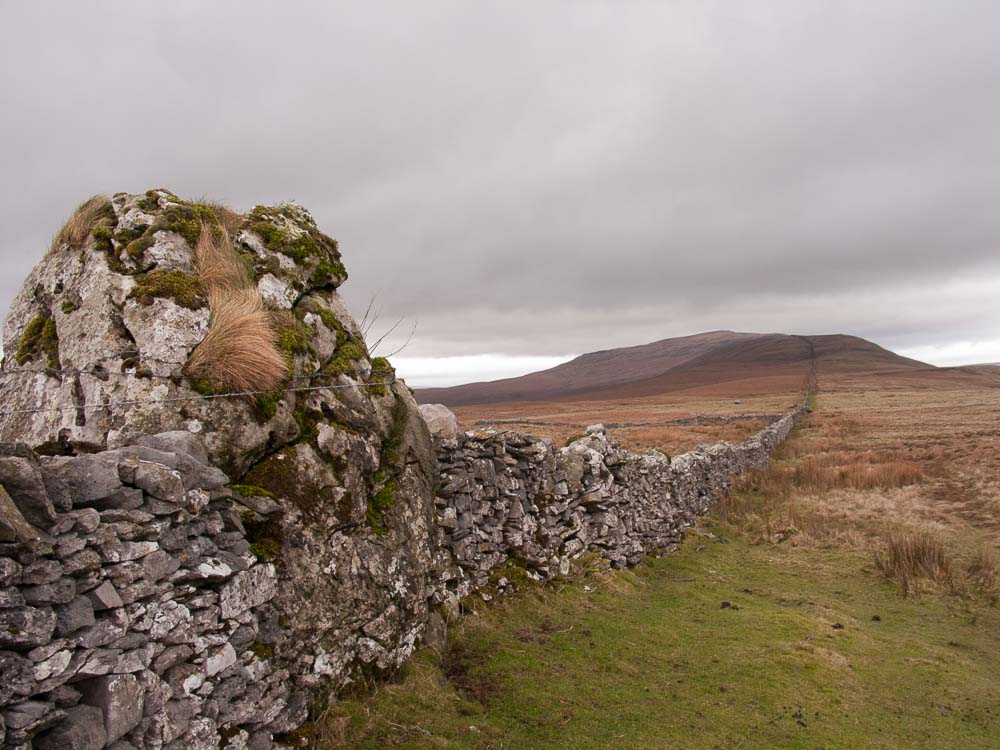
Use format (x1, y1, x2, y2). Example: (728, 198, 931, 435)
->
(0, 350, 392, 383)
(0, 352, 397, 417)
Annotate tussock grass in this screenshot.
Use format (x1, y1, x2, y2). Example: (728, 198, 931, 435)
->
(49, 195, 113, 253)
(203, 201, 244, 236)
(185, 220, 287, 392)
(185, 288, 287, 392)
(874, 531, 953, 595)
(194, 223, 250, 292)
(964, 545, 1000, 601)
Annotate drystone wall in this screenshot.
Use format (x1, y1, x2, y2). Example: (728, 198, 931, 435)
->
(0, 399, 805, 749)
(0, 432, 300, 749)
(0, 189, 808, 748)
(427, 403, 806, 613)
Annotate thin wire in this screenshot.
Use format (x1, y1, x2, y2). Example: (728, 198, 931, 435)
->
(0, 366, 393, 381)
(0, 379, 397, 417)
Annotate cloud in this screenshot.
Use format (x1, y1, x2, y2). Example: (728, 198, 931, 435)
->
(2, 1, 998, 378)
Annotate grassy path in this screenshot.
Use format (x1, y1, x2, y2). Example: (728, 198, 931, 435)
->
(325, 524, 1000, 749)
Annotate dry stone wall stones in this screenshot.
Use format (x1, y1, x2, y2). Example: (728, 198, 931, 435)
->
(219, 564, 277, 620)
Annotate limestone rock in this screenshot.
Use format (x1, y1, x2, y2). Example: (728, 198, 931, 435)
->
(0, 456, 55, 528)
(419, 403, 459, 438)
(34, 703, 107, 750)
(79, 673, 144, 743)
(0, 485, 40, 543)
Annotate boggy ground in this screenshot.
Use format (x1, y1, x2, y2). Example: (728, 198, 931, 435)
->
(321, 369, 1000, 749)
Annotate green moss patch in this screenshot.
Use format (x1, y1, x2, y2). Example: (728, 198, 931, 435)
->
(16, 315, 60, 368)
(243, 204, 347, 286)
(129, 269, 207, 310)
(366, 477, 398, 535)
(324, 340, 367, 376)
(228, 483, 276, 499)
(249, 539, 281, 562)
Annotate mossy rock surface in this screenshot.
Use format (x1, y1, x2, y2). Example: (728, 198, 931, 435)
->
(129, 269, 207, 310)
(15, 315, 60, 368)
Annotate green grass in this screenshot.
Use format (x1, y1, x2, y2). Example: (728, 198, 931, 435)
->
(326, 524, 1000, 749)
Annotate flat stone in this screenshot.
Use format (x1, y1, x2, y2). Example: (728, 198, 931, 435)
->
(205, 642, 236, 676)
(18, 559, 62, 585)
(219, 564, 277, 620)
(55, 596, 96, 636)
(87, 581, 123, 610)
(73, 619, 126, 649)
(48, 683, 83, 707)
(40, 453, 123, 509)
(0, 586, 25, 608)
(0, 605, 56, 649)
(34, 703, 107, 750)
(101, 540, 160, 563)
(76, 649, 122, 678)
(23, 579, 76, 605)
(0, 484, 40, 542)
(131, 462, 184, 503)
(141, 550, 181, 582)
(79, 673, 144, 743)
(133, 431, 209, 465)
(3, 699, 57, 731)
(0, 456, 56, 527)
(0, 649, 35, 702)
(88, 487, 145, 511)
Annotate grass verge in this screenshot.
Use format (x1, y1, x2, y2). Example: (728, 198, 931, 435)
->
(321, 525, 1000, 749)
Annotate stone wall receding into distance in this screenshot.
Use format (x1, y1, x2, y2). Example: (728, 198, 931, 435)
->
(0, 191, 807, 748)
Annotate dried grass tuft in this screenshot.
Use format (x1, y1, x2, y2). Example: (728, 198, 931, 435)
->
(185, 288, 287, 392)
(203, 201, 244, 236)
(49, 195, 113, 253)
(964, 546, 1000, 601)
(874, 531, 953, 595)
(195, 223, 250, 293)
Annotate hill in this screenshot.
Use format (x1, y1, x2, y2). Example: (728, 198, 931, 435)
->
(416, 331, 931, 406)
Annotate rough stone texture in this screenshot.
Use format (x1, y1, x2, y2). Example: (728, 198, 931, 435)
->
(0, 190, 807, 748)
(418, 403, 460, 438)
(428, 403, 806, 606)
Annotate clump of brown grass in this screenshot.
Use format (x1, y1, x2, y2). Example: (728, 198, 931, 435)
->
(194, 224, 250, 292)
(185, 220, 287, 392)
(964, 546, 1000, 601)
(792, 459, 926, 491)
(202, 201, 244, 236)
(49, 195, 113, 253)
(874, 531, 953, 595)
(186, 288, 287, 392)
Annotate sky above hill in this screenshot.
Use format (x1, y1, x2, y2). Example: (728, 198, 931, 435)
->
(2, 1, 998, 386)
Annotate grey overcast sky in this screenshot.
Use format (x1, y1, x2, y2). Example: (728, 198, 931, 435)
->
(2, 1, 999, 386)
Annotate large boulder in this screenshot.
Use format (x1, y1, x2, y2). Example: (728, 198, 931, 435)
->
(418, 403, 459, 438)
(0, 190, 439, 690)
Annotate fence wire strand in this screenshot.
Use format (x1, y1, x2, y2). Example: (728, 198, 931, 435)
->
(0, 378, 397, 417)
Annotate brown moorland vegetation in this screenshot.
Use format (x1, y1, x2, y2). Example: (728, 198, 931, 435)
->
(185, 223, 287, 392)
(720, 367, 1000, 598)
(48, 194, 113, 254)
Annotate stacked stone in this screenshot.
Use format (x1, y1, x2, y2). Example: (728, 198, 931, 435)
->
(0, 432, 299, 749)
(429, 400, 808, 608)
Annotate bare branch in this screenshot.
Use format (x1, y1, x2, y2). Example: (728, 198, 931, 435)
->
(383, 320, 418, 358)
(368, 315, 406, 355)
(359, 292, 379, 337)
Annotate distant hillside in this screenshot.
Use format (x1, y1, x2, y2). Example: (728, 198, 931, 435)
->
(416, 331, 932, 406)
